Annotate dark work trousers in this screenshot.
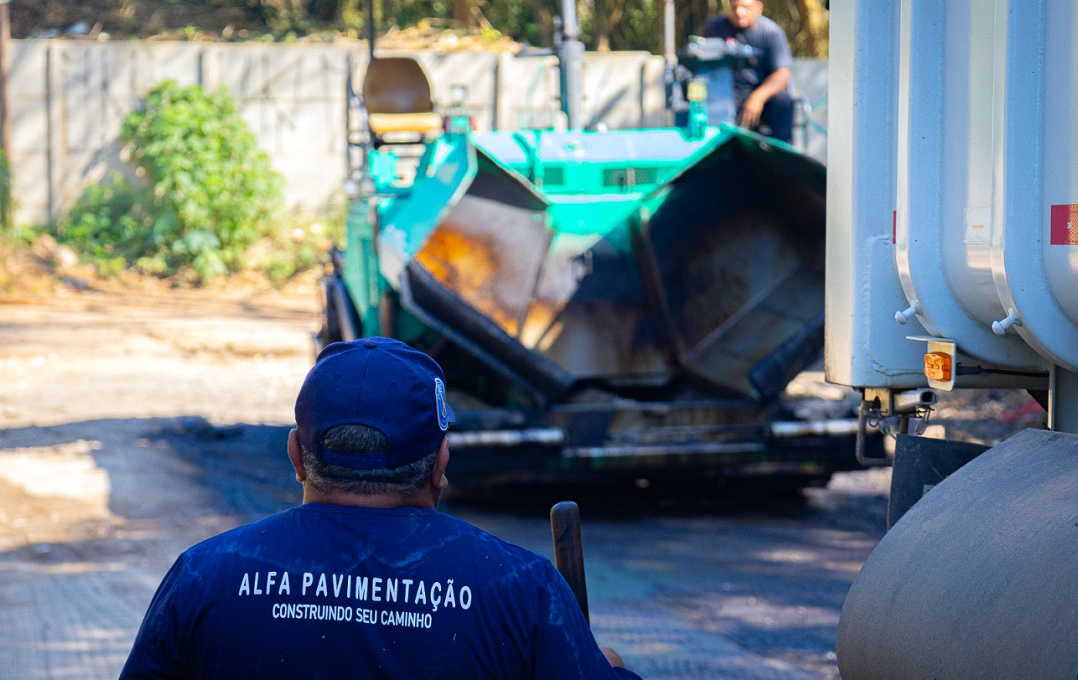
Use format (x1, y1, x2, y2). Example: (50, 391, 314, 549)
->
(741, 90, 794, 143)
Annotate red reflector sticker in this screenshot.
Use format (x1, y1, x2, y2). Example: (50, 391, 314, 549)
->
(1050, 204, 1078, 245)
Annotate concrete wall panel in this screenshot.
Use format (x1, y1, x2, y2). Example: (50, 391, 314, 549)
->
(2, 39, 828, 227)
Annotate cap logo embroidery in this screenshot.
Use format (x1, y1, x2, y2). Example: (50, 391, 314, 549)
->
(435, 378, 449, 431)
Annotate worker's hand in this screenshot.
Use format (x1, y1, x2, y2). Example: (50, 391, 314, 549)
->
(739, 91, 767, 130)
(599, 646, 627, 668)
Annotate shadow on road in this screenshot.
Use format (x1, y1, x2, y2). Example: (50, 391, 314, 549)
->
(0, 416, 889, 680)
(0, 416, 889, 529)
(444, 477, 820, 519)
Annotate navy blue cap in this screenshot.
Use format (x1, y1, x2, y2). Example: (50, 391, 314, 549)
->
(295, 338, 455, 469)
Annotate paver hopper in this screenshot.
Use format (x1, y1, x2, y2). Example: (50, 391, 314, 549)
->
(318, 52, 872, 490)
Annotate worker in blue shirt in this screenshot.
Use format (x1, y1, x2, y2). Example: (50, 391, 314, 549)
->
(119, 337, 642, 680)
(702, 0, 794, 142)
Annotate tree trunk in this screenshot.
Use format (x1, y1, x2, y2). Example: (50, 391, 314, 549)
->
(454, 0, 477, 28)
(530, 0, 553, 46)
(382, 0, 396, 28)
(792, 0, 826, 57)
(595, 0, 626, 52)
(307, 0, 342, 24)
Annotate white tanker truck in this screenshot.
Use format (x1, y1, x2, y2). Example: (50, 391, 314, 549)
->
(826, 0, 1078, 677)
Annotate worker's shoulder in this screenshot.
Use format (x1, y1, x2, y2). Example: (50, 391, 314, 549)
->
(700, 14, 734, 38)
(754, 15, 789, 40)
(175, 505, 552, 575)
(439, 511, 552, 568)
(176, 505, 322, 562)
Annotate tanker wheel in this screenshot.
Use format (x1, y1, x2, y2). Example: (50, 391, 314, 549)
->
(317, 275, 360, 349)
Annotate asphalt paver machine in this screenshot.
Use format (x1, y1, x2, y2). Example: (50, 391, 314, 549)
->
(317, 0, 877, 492)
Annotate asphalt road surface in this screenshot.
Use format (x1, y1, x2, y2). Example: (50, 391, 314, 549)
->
(0, 281, 892, 680)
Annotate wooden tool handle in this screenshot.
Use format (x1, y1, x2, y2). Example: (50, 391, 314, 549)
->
(550, 500, 589, 624)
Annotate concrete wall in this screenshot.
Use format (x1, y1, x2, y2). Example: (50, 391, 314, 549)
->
(5, 40, 827, 227)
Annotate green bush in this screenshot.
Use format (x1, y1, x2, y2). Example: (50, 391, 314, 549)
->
(60, 173, 153, 262)
(57, 80, 284, 283)
(0, 147, 11, 233)
(252, 218, 343, 284)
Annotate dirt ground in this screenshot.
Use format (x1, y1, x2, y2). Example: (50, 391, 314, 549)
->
(0, 265, 320, 537)
(0, 258, 325, 677)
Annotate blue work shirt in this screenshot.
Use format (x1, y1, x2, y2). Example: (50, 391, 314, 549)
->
(119, 503, 643, 680)
(701, 14, 793, 105)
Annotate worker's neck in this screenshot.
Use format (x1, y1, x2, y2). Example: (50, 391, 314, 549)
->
(301, 485, 437, 510)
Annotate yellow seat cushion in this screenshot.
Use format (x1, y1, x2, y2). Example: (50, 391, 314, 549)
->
(368, 112, 444, 136)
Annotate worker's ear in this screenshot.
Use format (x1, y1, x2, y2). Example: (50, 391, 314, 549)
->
(287, 429, 307, 483)
(432, 437, 450, 491)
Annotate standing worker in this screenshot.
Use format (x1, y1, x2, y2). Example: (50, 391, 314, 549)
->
(702, 0, 795, 143)
(119, 337, 642, 680)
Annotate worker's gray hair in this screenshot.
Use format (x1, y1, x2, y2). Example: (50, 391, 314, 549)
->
(301, 424, 438, 496)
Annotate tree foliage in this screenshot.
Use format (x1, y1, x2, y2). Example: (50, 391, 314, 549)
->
(227, 0, 828, 56)
(0, 148, 11, 233)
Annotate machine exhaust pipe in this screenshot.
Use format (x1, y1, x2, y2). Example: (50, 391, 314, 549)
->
(558, 0, 584, 130)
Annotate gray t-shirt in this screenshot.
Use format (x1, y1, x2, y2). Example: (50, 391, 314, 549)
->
(701, 14, 792, 103)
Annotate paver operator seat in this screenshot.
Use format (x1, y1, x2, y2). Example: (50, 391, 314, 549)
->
(362, 57, 443, 145)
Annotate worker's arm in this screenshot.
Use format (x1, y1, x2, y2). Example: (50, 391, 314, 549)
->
(600, 646, 631, 668)
(533, 561, 643, 679)
(118, 554, 193, 680)
(739, 66, 790, 129)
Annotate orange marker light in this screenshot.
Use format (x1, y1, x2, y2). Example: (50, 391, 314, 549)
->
(924, 352, 953, 382)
